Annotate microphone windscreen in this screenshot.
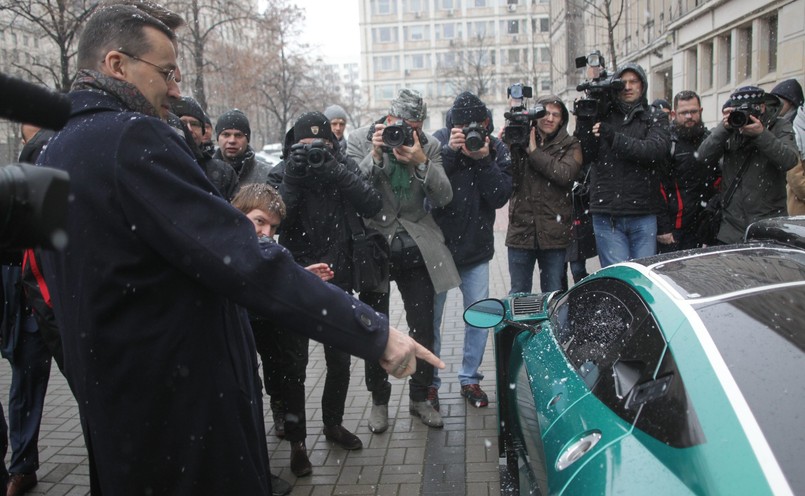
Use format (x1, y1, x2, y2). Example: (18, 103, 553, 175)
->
(0, 72, 71, 131)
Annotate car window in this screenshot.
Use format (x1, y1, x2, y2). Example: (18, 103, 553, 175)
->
(551, 278, 703, 447)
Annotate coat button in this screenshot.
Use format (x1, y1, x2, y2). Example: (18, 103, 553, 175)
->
(360, 314, 372, 327)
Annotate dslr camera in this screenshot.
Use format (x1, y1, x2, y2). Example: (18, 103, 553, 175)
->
(462, 122, 489, 152)
(503, 84, 546, 147)
(573, 50, 623, 121)
(727, 103, 762, 128)
(291, 139, 330, 170)
(382, 120, 428, 148)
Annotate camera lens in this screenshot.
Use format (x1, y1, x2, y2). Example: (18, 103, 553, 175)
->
(727, 110, 749, 128)
(382, 126, 406, 148)
(465, 131, 485, 151)
(306, 148, 326, 168)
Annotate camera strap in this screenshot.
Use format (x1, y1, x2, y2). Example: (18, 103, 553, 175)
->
(721, 154, 753, 210)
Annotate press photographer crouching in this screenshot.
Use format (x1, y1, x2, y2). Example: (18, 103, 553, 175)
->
(504, 88, 582, 293)
(697, 85, 800, 244)
(583, 61, 670, 267)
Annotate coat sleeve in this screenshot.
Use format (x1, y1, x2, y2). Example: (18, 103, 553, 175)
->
(419, 140, 453, 208)
(697, 124, 730, 167)
(787, 159, 805, 200)
(527, 139, 583, 188)
(473, 138, 513, 210)
(114, 120, 390, 361)
(755, 118, 799, 173)
(336, 158, 383, 218)
(609, 111, 671, 168)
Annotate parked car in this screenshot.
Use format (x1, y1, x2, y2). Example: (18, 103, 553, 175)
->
(465, 217, 805, 495)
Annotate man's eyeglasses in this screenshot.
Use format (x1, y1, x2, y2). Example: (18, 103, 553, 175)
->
(677, 109, 700, 117)
(118, 49, 177, 83)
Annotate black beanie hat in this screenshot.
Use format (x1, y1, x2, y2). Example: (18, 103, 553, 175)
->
(652, 98, 671, 111)
(215, 109, 251, 141)
(770, 79, 804, 108)
(451, 91, 487, 124)
(292, 111, 333, 142)
(171, 97, 207, 130)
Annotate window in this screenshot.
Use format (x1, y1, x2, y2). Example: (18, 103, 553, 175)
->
(406, 25, 429, 41)
(374, 55, 399, 71)
(550, 278, 703, 448)
(737, 26, 752, 81)
(404, 0, 427, 12)
(469, 21, 493, 38)
(539, 46, 549, 62)
(406, 53, 428, 69)
(505, 48, 521, 64)
(540, 79, 551, 91)
(763, 14, 778, 73)
(375, 84, 397, 100)
(507, 20, 519, 34)
(438, 0, 460, 9)
(373, 0, 397, 15)
(372, 26, 398, 43)
(718, 33, 732, 86)
(540, 17, 549, 32)
(471, 0, 487, 6)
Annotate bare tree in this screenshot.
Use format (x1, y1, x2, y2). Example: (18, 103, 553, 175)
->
(0, 0, 98, 91)
(580, 0, 625, 70)
(163, 0, 256, 110)
(438, 33, 496, 99)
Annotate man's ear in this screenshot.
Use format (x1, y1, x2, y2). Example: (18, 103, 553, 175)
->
(670, 110, 677, 121)
(103, 51, 127, 81)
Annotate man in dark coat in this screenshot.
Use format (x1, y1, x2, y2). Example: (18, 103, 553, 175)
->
(213, 108, 273, 190)
(35, 6, 440, 496)
(264, 111, 382, 475)
(589, 63, 671, 266)
(656, 90, 719, 251)
(431, 92, 512, 410)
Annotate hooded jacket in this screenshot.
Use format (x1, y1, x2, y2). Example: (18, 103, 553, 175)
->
(505, 95, 583, 250)
(431, 119, 513, 267)
(697, 95, 799, 243)
(589, 63, 671, 216)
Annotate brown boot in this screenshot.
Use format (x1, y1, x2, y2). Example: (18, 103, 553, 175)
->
(290, 440, 312, 477)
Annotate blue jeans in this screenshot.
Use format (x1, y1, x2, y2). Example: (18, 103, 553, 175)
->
(432, 261, 490, 388)
(508, 247, 567, 294)
(592, 214, 657, 267)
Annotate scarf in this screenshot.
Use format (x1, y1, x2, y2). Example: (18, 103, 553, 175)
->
(387, 154, 412, 201)
(71, 69, 159, 118)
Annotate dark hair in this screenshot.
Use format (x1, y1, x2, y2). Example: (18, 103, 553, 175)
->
(673, 90, 701, 109)
(77, 5, 179, 70)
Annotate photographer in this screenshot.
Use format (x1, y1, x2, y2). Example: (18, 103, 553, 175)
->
(265, 111, 381, 476)
(506, 94, 582, 292)
(587, 63, 671, 266)
(697, 86, 799, 244)
(347, 88, 459, 432)
(430, 92, 512, 409)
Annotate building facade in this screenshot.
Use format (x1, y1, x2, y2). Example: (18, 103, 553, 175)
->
(358, 0, 553, 132)
(549, 0, 805, 127)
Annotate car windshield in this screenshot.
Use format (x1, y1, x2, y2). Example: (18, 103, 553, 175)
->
(695, 285, 805, 491)
(651, 247, 805, 299)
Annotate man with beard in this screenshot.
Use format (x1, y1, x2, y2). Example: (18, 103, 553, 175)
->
(698, 86, 799, 244)
(656, 91, 720, 251)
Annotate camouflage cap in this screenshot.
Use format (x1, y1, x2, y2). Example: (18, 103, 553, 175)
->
(389, 88, 427, 122)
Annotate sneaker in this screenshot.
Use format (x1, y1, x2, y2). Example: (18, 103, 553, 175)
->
(368, 404, 389, 434)
(323, 424, 363, 450)
(409, 400, 444, 428)
(270, 473, 292, 496)
(427, 385, 440, 412)
(461, 384, 489, 408)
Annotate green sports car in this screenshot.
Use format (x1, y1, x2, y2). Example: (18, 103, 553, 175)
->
(465, 219, 805, 495)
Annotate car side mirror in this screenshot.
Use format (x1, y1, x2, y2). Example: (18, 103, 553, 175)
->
(463, 298, 506, 328)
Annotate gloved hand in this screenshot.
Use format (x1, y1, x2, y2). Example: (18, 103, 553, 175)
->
(598, 122, 616, 145)
(287, 143, 308, 176)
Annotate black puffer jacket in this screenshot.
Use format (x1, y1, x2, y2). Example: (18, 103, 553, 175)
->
(589, 63, 671, 216)
(267, 138, 382, 292)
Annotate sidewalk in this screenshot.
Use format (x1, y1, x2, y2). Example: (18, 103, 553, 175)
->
(1, 228, 520, 495)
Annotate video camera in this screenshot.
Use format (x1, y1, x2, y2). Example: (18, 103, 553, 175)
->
(0, 72, 71, 250)
(503, 83, 546, 147)
(573, 50, 623, 121)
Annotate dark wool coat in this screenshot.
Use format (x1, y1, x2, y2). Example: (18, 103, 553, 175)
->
(431, 130, 512, 266)
(37, 90, 389, 496)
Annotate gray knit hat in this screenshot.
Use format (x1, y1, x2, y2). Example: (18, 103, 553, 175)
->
(389, 88, 427, 121)
(324, 104, 348, 122)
